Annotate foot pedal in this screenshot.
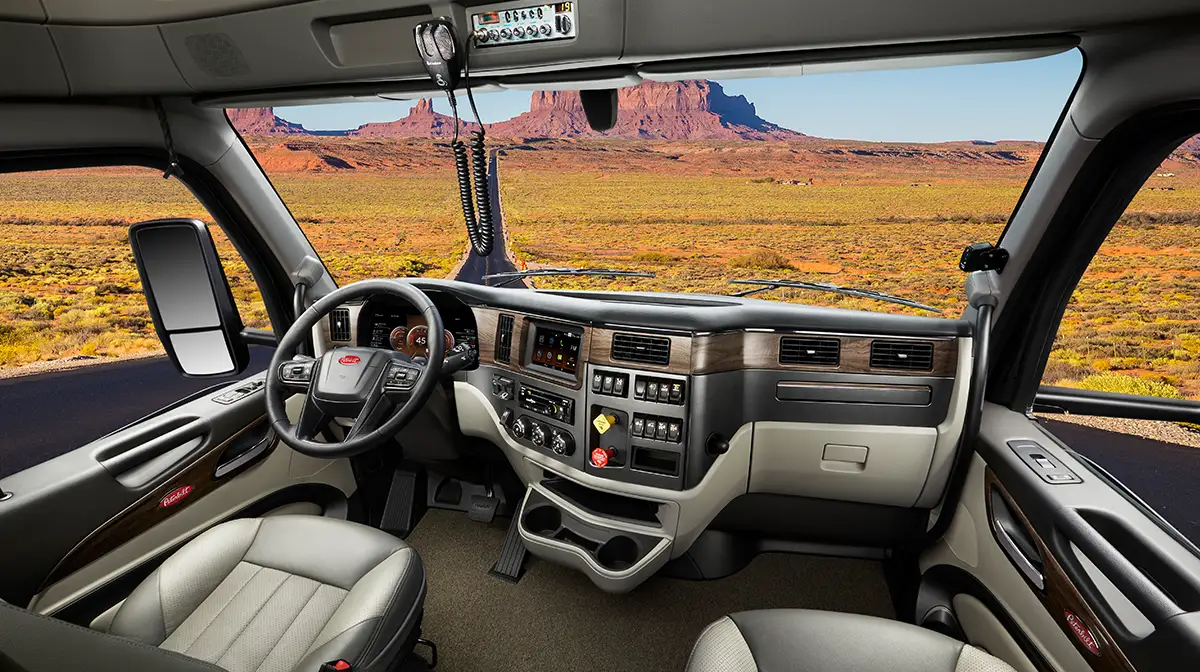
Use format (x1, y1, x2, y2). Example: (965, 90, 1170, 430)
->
(381, 470, 419, 538)
(488, 514, 528, 583)
(468, 494, 499, 524)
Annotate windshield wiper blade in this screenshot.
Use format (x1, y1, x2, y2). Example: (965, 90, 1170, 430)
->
(482, 267, 656, 288)
(729, 279, 942, 314)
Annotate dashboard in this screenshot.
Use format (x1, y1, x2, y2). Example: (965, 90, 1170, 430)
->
(319, 279, 973, 592)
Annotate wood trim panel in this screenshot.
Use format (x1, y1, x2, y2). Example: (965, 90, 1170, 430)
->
(589, 327, 692, 375)
(692, 332, 957, 376)
(471, 306, 589, 390)
(985, 470, 1136, 672)
(42, 417, 274, 588)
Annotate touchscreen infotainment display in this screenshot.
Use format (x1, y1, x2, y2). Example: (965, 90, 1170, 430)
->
(529, 325, 581, 375)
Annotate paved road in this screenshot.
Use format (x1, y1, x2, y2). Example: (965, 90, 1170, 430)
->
(454, 150, 523, 286)
(1041, 418, 1200, 546)
(0, 348, 273, 478)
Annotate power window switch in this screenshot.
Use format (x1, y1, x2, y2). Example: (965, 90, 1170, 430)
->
(1047, 473, 1077, 483)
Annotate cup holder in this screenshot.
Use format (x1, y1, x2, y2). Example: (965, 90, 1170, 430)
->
(596, 535, 639, 571)
(522, 504, 562, 536)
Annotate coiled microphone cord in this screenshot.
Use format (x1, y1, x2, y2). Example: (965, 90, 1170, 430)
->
(447, 36, 494, 257)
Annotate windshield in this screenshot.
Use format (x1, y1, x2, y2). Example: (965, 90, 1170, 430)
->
(235, 50, 1082, 315)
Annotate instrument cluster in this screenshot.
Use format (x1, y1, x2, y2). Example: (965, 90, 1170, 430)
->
(360, 292, 478, 360)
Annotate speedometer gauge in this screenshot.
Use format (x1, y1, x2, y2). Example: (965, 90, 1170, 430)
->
(406, 325, 429, 349)
(404, 325, 454, 353)
(388, 326, 407, 351)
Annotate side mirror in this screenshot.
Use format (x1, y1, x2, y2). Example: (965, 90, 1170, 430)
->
(129, 218, 249, 377)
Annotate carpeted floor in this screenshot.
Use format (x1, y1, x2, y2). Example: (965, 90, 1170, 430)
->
(405, 509, 895, 672)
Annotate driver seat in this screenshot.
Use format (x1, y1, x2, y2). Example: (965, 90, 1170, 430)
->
(0, 515, 425, 672)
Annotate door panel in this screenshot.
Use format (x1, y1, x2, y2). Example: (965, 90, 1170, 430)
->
(0, 372, 356, 616)
(925, 402, 1200, 672)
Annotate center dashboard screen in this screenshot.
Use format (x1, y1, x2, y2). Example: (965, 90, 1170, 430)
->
(529, 326, 581, 375)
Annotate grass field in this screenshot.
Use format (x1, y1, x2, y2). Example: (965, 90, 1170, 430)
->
(3, 137, 1200, 401)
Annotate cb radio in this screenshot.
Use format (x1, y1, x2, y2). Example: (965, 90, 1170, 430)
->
(414, 19, 494, 257)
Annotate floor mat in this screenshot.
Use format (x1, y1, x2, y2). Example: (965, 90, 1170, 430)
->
(405, 509, 895, 672)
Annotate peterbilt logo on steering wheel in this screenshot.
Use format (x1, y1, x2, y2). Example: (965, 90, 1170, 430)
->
(338, 355, 361, 365)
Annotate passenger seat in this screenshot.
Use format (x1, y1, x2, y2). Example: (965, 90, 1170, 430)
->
(686, 609, 1015, 672)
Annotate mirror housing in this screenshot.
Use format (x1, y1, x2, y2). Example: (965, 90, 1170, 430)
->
(129, 218, 249, 377)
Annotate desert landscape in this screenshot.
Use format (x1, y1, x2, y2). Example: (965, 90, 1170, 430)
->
(3, 80, 1200, 400)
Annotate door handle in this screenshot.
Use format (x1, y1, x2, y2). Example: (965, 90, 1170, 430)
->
(214, 429, 276, 479)
(989, 489, 1045, 590)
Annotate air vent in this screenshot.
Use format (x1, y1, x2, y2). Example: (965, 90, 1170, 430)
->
(870, 340, 934, 371)
(611, 333, 671, 367)
(779, 336, 840, 366)
(329, 307, 351, 342)
(495, 314, 515, 363)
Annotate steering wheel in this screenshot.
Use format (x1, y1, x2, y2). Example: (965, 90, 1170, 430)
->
(267, 279, 450, 458)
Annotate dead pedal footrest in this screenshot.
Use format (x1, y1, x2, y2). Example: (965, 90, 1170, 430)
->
(488, 514, 528, 583)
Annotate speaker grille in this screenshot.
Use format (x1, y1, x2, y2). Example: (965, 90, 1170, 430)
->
(184, 34, 251, 78)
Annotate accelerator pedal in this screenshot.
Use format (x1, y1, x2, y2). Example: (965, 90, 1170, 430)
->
(380, 469, 420, 538)
(488, 514, 529, 583)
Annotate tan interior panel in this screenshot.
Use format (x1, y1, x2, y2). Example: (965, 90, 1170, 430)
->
(750, 421, 936, 507)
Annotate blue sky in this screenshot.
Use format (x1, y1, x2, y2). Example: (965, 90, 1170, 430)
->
(278, 49, 1082, 143)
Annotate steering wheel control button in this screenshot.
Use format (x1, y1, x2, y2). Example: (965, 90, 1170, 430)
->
(279, 361, 315, 385)
(591, 447, 615, 468)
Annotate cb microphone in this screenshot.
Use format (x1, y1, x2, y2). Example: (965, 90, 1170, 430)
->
(414, 19, 462, 93)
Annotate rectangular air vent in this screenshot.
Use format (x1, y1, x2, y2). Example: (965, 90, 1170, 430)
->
(870, 340, 934, 371)
(611, 333, 671, 367)
(495, 314, 515, 363)
(779, 336, 840, 366)
(329, 307, 351, 342)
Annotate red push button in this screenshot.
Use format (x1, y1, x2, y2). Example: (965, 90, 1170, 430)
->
(591, 447, 615, 468)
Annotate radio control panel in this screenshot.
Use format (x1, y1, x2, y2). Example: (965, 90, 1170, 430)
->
(471, 2, 577, 48)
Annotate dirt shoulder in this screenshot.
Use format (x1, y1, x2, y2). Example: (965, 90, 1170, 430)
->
(1043, 413, 1200, 449)
(0, 351, 167, 381)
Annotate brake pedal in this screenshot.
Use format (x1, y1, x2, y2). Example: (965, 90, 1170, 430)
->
(380, 470, 420, 538)
(467, 494, 499, 523)
(488, 514, 528, 583)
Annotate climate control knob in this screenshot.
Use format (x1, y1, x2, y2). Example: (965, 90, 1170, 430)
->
(510, 417, 528, 439)
(530, 423, 547, 447)
(550, 430, 574, 456)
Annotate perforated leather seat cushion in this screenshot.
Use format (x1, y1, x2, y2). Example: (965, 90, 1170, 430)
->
(106, 515, 425, 672)
(686, 609, 1016, 672)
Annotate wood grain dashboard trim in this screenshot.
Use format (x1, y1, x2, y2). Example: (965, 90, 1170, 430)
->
(985, 469, 1136, 672)
(474, 307, 958, 380)
(692, 331, 957, 377)
(41, 417, 274, 589)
